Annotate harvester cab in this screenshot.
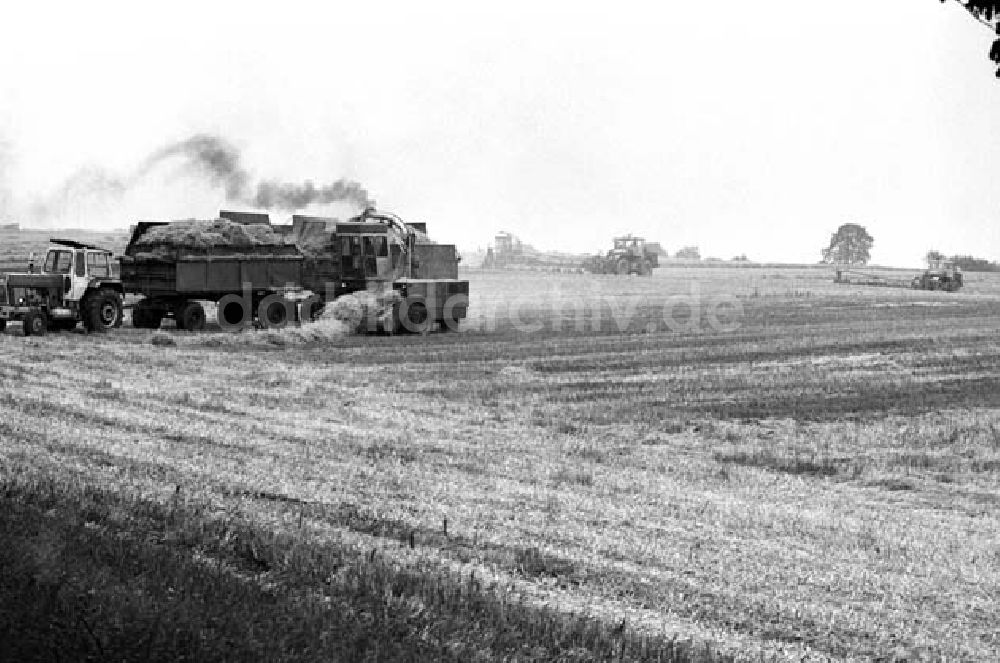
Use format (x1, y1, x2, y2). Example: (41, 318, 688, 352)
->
(338, 208, 414, 285)
(0, 239, 124, 336)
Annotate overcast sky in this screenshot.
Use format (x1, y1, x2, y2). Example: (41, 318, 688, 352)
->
(0, 0, 997, 266)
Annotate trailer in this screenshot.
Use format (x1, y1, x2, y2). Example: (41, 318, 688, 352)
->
(120, 209, 469, 333)
(833, 270, 914, 289)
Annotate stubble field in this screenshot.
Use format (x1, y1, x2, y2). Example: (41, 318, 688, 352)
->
(1, 265, 999, 661)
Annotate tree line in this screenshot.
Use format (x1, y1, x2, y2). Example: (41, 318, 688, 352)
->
(821, 224, 997, 269)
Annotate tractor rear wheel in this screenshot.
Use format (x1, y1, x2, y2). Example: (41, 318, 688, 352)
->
(616, 259, 629, 275)
(176, 301, 206, 332)
(23, 311, 47, 337)
(639, 260, 652, 276)
(83, 289, 123, 333)
(0, 319, 6, 333)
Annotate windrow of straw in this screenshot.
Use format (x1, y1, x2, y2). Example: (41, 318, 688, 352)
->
(320, 288, 403, 334)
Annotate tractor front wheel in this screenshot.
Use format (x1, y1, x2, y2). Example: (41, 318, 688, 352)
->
(23, 311, 47, 337)
(84, 289, 123, 332)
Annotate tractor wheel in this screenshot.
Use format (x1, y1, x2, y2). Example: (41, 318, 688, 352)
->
(640, 260, 652, 276)
(83, 289, 123, 333)
(402, 300, 431, 335)
(177, 301, 206, 332)
(0, 319, 6, 333)
(616, 259, 630, 275)
(23, 311, 47, 337)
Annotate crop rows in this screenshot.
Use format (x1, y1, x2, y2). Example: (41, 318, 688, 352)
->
(0, 266, 998, 660)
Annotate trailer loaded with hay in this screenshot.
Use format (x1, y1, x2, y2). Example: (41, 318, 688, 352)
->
(119, 208, 468, 333)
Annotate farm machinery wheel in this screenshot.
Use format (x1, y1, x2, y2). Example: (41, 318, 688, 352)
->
(176, 301, 207, 332)
(0, 319, 6, 333)
(639, 260, 652, 276)
(261, 298, 293, 329)
(402, 300, 431, 335)
(131, 301, 163, 329)
(83, 289, 123, 333)
(616, 259, 630, 275)
(22, 311, 47, 337)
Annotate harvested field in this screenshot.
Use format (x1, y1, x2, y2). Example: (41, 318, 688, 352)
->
(1, 265, 999, 661)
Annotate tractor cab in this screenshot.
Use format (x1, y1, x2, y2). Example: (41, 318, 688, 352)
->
(612, 235, 647, 258)
(41, 242, 115, 302)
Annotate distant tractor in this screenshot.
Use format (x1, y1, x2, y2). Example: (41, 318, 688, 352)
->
(833, 259, 964, 293)
(0, 239, 124, 336)
(912, 260, 963, 292)
(584, 235, 658, 276)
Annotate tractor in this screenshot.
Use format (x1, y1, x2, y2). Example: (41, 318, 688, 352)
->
(0, 239, 124, 336)
(911, 259, 964, 292)
(584, 235, 658, 275)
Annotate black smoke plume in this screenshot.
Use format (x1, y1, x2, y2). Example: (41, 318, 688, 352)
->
(139, 133, 372, 210)
(253, 179, 371, 210)
(27, 133, 371, 223)
(138, 134, 249, 200)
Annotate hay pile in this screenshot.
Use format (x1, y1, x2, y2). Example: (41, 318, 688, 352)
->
(183, 287, 403, 348)
(133, 219, 294, 259)
(320, 288, 402, 334)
